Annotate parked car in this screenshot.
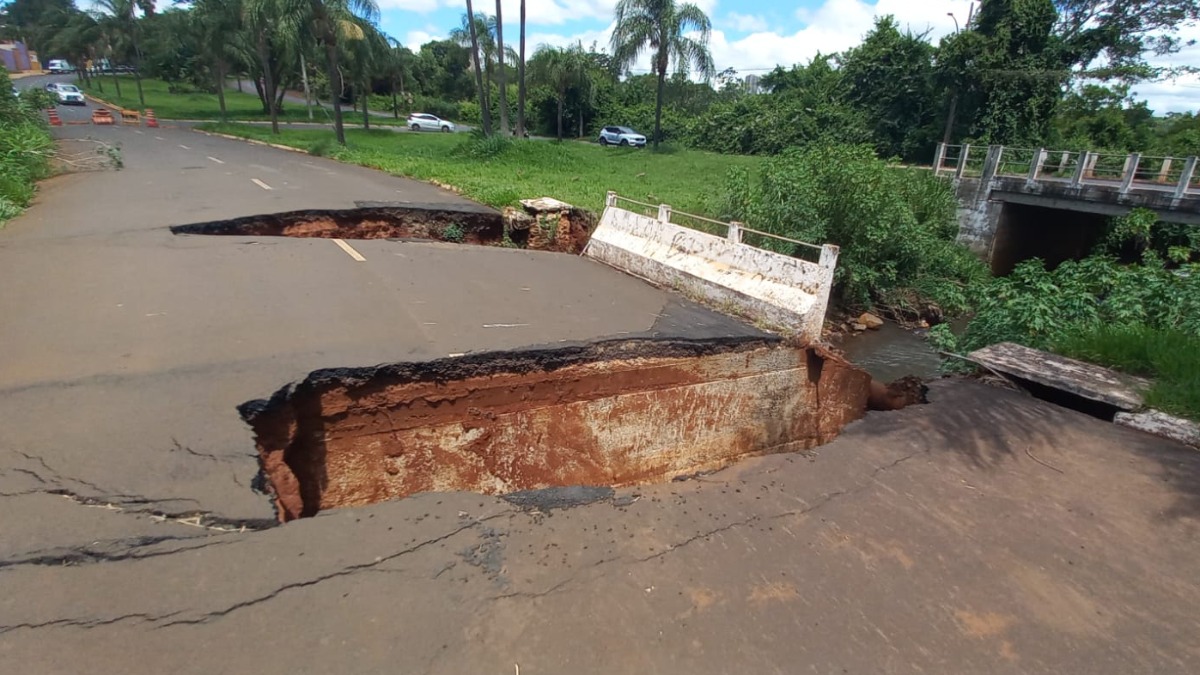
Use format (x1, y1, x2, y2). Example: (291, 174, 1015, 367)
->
(47, 59, 73, 74)
(407, 113, 454, 132)
(46, 83, 86, 105)
(598, 126, 647, 147)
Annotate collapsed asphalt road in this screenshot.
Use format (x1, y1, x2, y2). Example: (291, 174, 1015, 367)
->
(1, 124, 1198, 673)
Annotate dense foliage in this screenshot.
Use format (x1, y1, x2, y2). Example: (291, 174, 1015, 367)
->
(0, 70, 54, 225)
(716, 144, 988, 314)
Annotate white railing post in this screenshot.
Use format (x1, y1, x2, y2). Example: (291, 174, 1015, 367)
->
(1070, 151, 1089, 187)
(657, 203, 672, 224)
(980, 145, 1003, 185)
(727, 221, 743, 245)
(1084, 152, 1099, 179)
(933, 143, 947, 174)
(1174, 156, 1197, 200)
(1027, 148, 1047, 186)
(956, 144, 971, 179)
(1120, 153, 1141, 194)
(1158, 157, 1173, 184)
(1057, 151, 1070, 174)
(818, 244, 840, 275)
(606, 191, 617, 208)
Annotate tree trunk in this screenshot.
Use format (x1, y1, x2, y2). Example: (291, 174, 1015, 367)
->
(465, 0, 492, 136)
(941, 91, 959, 147)
(258, 35, 279, 134)
(556, 95, 563, 141)
(300, 53, 313, 121)
(216, 61, 227, 121)
(578, 105, 583, 139)
(495, 0, 509, 135)
(392, 90, 399, 118)
(653, 62, 666, 150)
(132, 39, 145, 108)
(517, 0, 526, 137)
(325, 38, 346, 145)
(237, 75, 243, 92)
(362, 88, 370, 130)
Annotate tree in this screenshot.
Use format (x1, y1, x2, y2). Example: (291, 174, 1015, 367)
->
(192, 0, 243, 121)
(530, 44, 591, 140)
(93, 0, 147, 107)
(840, 17, 939, 161)
(461, 1, 492, 136)
(306, 0, 380, 145)
(493, 0, 509, 134)
(516, 0, 526, 137)
(611, 0, 714, 149)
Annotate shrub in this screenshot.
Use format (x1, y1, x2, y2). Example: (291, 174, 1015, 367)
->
(716, 143, 987, 314)
(452, 128, 512, 160)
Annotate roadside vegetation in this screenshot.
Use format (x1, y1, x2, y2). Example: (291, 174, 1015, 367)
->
(932, 209, 1200, 420)
(0, 70, 54, 226)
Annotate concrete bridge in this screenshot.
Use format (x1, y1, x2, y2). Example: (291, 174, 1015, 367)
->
(934, 143, 1200, 273)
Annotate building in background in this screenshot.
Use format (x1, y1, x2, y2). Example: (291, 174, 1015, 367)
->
(1, 40, 37, 73)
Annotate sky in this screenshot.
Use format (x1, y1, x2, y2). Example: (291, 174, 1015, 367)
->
(378, 0, 1200, 114)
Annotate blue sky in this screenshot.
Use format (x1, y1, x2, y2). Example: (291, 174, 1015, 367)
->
(376, 0, 1200, 113)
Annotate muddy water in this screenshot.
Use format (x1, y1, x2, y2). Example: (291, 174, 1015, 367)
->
(837, 322, 944, 382)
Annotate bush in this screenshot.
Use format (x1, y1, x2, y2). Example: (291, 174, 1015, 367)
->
(452, 128, 512, 160)
(716, 143, 987, 314)
(0, 69, 53, 227)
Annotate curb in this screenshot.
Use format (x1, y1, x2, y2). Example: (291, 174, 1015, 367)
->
(191, 129, 310, 155)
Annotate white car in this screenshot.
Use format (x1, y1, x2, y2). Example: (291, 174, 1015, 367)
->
(46, 83, 86, 105)
(407, 113, 454, 132)
(598, 126, 647, 147)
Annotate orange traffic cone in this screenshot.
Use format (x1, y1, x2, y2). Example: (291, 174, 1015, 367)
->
(144, 108, 158, 128)
(47, 107, 62, 127)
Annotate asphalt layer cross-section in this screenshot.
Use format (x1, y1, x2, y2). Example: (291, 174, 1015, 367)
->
(1, 120, 1198, 674)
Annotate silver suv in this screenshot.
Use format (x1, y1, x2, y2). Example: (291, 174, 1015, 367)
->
(598, 126, 646, 147)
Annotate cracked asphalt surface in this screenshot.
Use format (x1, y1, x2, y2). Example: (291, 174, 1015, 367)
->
(2, 122, 1199, 673)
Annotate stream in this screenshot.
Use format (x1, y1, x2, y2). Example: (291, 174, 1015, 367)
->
(836, 322, 945, 383)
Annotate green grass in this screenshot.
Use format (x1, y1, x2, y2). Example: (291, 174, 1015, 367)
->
(1055, 325, 1200, 421)
(196, 122, 762, 214)
(76, 76, 402, 125)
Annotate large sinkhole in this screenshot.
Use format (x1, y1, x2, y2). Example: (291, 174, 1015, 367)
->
(239, 337, 873, 522)
(170, 201, 595, 253)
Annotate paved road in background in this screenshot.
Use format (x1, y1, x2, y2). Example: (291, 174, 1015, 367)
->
(1, 120, 1198, 673)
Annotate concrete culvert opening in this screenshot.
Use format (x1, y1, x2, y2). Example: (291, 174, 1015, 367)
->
(239, 338, 874, 522)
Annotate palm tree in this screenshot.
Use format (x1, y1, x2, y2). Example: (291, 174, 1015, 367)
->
(517, 0, 526, 137)
(611, 0, 714, 149)
(193, 0, 243, 121)
(243, 0, 301, 133)
(493, 0, 509, 135)
(535, 44, 590, 140)
(345, 20, 388, 130)
(306, 0, 380, 145)
(460, 2, 492, 136)
(93, 0, 146, 107)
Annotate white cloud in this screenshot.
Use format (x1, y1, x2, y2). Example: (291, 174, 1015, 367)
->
(724, 12, 768, 33)
(404, 30, 442, 50)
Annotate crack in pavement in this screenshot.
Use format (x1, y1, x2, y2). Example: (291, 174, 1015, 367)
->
(151, 512, 514, 629)
(0, 535, 238, 571)
(0, 611, 185, 636)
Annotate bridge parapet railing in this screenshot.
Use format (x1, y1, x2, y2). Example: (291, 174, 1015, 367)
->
(934, 143, 1200, 198)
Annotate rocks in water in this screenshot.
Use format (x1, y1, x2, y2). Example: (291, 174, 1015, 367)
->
(868, 375, 929, 411)
(858, 312, 884, 330)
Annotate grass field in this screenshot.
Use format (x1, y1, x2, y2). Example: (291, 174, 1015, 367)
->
(197, 122, 761, 215)
(77, 76, 402, 125)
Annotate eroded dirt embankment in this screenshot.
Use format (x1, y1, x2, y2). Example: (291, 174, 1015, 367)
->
(170, 204, 504, 244)
(240, 338, 873, 522)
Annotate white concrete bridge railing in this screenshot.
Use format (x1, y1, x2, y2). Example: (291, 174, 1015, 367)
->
(584, 192, 840, 343)
(934, 143, 1200, 199)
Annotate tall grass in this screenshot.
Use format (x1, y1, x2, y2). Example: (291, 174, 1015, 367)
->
(0, 70, 54, 227)
(1055, 325, 1200, 421)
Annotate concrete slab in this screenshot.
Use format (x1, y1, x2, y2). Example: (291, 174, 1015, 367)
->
(967, 342, 1150, 410)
